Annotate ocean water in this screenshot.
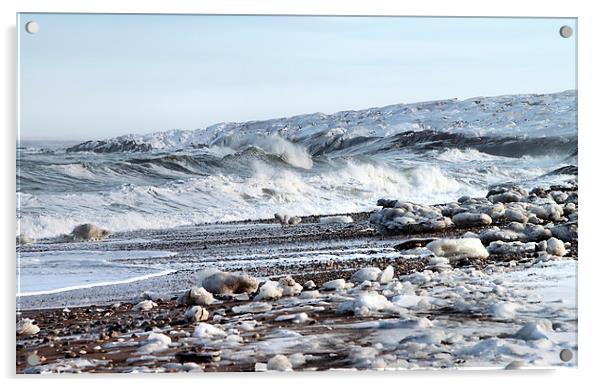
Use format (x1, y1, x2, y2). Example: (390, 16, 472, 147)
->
(17, 91, 577, 240)
(17, 250, 176, 296)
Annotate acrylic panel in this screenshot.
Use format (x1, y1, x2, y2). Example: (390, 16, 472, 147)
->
(16, 14, 578, 373)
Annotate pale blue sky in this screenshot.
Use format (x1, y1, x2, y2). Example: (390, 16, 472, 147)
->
(18, 14, 576, 140)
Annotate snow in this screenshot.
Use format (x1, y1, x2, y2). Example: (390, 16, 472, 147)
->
(337, 291, 401, 317)
(513, 320, 553, 341)
(137, 333, 172, 354)
(72, 90, 576, 153)
(426, 238, 489, 260)
(192, 323, 227, 338)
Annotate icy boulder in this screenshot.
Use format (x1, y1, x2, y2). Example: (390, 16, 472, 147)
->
(177, 286, 215, 306)
(137, 333, 172, 354)
(320, 215, 353, 224)
(278, 276, 303, 296)
(513, 320, 553, 341)
(370, 202, 451, 235)
(16, 318, 40, 337)
(267, 354, 293, 371)
(65, 223, 110, 242)
(133, 300, 157, 311)
(452, 212, 492, 228)
(254, 281, 284, 301)
(546, 237, 567, 256)
(486, 186, 527, 203)
(200, 270, 259, 295)
(487, 241, 536, 255)
(184, 306, 210, 323)
(550, 222, 578, 242)
(350, 266, 395, 284)
(479, 227, 520, 244)
(337, 292, 401, 317)
(350, 267, 381, 283)
(426, 238, 489, 261)
(322, 279, 347, 290)
(193, 323, 227, 338)
(254, 276, 303, 300)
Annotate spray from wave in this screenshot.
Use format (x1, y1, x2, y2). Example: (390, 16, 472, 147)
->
(18, 156, 483, 239)
(17, 91, 577, 239)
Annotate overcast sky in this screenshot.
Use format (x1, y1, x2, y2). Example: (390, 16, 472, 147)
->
(18, 14, 576, 140)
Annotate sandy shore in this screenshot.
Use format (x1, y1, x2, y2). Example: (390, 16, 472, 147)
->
(16, 184, 578, 373)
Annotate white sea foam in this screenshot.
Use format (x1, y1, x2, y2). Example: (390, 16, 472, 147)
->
(18, 160, 479, 239)
(436, 148, 501, 162)
(17, 91, 576, 239)
(217, 134, 314, 169)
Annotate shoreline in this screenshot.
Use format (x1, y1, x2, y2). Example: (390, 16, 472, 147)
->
(16, 208, 532, 311)
(16, 183, 578, 372)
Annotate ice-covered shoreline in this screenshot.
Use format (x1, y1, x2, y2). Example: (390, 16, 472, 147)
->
(16, 181, 578, 372)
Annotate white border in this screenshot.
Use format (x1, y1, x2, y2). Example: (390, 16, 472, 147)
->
(2, 1, 600, 385)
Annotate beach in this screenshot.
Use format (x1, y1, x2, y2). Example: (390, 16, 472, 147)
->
(16, 182, 578, 373)
(16, 91, 578, 372)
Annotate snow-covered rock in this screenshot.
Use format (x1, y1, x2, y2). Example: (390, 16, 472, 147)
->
(177, 286, 215, 306)
(184, 306, 210, 323)
(193, 323, 227, 338)
(133, 300, 157, 311)
(66, 91, 576, 155)
(546, 237, 567, 256)
(16, 318, 40, 337)
(267, 355, 293, 371)
(137, 333, 171, 354)
(322, 279, 347, 290)
(337, 292, 401, 317)
(513, 320, 553, 341)
(254, 281, 283, 301)
(452, 212, 492, 228)
(426, 238, 489, 260)
(200, 270, 258, 295)
(350, 267, 381, 283)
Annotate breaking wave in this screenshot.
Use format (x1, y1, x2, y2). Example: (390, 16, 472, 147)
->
(17, 91, 577, 239)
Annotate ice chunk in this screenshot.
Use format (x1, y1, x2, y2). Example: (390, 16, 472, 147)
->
(322, 279, 346, 290)
(267, 354, 293, 371)
(16, 318, 40, 337)
(193, 323, 227, 338)
(133, 300, 157, 311)
(426, 238, 489, 260)
(546, 237, 567, 256)
(320, 215, 353, 224)
(254, 281, 283, 301)
(350, 267, 381, 283)
(514, 320, 552, 341)
(337, 291, 401, 317)
(137, 333, 171, 354)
